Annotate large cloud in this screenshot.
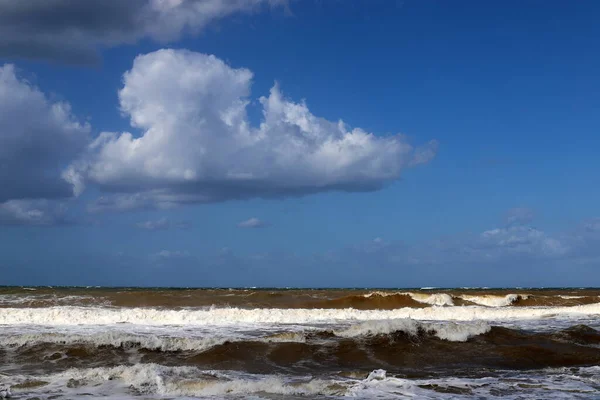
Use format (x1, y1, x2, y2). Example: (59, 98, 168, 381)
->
(0, 64, 89, 224)
(70, 49, 437, 211)
(0, 0, 284, 64)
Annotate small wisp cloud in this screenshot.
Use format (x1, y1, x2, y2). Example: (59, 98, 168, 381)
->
(238, 218, 268, 229)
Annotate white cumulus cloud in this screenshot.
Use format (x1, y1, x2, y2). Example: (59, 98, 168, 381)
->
(69, 49, 437, 211)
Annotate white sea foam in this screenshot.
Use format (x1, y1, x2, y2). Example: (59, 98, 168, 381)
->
(346, 367, 600, 399)
(362, 291, 391, 298)
(404, 292, 455, 306)
(7, 364, 343, 398)
(335, 319, 490, 342)
(363, 291, 455, 306)
(0, 330, 229, 352)
(4, 365, 600, 399)
(2, 303, 600, 327)
(0, 384, 10, 399)
(0, 318, 489, 353)
(458, 294, 524, 307)
(0, 294, 107, 307)
(160, 373, 337, 397)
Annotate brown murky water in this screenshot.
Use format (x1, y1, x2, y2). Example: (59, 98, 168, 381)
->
(0, 287, 599, 398)
(1, 286, 599, 308)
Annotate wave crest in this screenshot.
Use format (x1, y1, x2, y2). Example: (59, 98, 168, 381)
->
(2, 303, 600, 326)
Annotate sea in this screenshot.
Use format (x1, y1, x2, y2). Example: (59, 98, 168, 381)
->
(1, 287, 600, 399)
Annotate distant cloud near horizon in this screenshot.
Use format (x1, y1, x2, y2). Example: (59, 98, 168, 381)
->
(0, 200, 69, 226)
(238, 218, 268, 228)
(316, 212, 599, 286)
(136, 218, 191, 231)
(506, 207, 535, 226)
(123, 212, 600, 287)
(0, 0, 286, 64)
(152, 250, 192, 259)
(585, 218, 600, 232)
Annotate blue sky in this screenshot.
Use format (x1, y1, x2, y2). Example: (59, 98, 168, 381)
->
(0, 0, 599, 287)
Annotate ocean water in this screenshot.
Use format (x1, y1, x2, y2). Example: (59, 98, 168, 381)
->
(0, 287, 600, 399)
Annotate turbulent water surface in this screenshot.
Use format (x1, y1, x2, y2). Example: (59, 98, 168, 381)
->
(1, 287, 600, 399)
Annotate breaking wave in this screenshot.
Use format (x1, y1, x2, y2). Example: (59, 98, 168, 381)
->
(3, 322, 600, 375)
(5, 364, 600, 399)
(458, 294, 523, 307)
(7, 364, 344, 398)
(0, 319, 491, 353)
(3, 288, 600, 399)
(2, 302, 600, 326)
